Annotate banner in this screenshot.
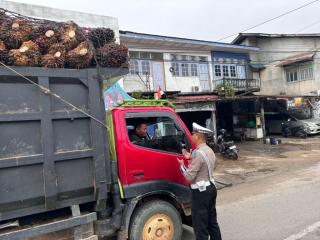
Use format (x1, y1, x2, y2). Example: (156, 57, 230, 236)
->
(103, 79, 134, 110)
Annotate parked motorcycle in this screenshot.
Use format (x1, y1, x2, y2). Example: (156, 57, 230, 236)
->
(281, 122, 308, 139)
(212, 129, 239, 160)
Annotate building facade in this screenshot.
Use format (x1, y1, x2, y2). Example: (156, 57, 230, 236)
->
(120, 31, 259, 95)
(232, 33, 320, 96)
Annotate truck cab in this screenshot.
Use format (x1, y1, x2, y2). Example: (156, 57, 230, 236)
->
(109, 101, 193, 239)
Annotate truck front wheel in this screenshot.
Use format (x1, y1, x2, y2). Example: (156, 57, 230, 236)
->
(129, 200, 182, 240)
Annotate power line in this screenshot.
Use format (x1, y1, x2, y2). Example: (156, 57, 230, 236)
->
(295, 19, 320, 33)
(0, 62, 110, 129)
(216, 0, 320, 42)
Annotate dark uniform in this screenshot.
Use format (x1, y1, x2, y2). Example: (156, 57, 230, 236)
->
(180, 133, 222, 240)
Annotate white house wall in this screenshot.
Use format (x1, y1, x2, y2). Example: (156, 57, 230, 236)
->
(163, 53, 213, 92)
(123, 50, 213, 93)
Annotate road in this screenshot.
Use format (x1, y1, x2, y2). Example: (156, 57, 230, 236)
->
(183, 160, 320, 240)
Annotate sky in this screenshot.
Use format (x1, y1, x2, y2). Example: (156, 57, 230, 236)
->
(7, 0, 320, 43)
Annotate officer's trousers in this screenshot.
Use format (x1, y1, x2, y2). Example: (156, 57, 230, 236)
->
(191, 184, 222, 240)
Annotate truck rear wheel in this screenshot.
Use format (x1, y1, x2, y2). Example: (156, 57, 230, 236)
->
(129, 200, 182, 240)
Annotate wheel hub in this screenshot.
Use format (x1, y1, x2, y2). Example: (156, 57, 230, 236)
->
(142, 213, 174, 240)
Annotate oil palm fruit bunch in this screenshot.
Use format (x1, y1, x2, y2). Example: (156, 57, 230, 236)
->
(66, 41, 94, 69)
(60, 21, 86, 51)
(1, 18, 32, 49)
(32, 24, 61, 53)
(88, 27, 115, 48)
(41, 43, 66, 68)
(9, 40, 41, 66)
(96, 42, 128, 67)
(0, 40, 9, 64)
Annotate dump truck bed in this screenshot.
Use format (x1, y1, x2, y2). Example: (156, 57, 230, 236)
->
(0, 67, 125, 222)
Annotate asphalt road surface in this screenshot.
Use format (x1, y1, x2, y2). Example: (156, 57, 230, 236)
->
(183, 160, 320, 240)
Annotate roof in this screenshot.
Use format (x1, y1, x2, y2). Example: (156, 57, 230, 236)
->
(120, 31, 259, 53)
(276, 53, 314, 67)
(232, 33, 320, 45)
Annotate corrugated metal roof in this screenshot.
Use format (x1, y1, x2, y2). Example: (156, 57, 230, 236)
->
(276, 53, 314, 67)
(120, 31, 259, 53)
(232, 33, 320, 45)
(172, 95, 218, 104)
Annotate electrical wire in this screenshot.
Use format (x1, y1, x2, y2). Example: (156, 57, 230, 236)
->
(216, 0, 320, 42)
(0, 61, 110, 129)
(295, 19, 320, 33)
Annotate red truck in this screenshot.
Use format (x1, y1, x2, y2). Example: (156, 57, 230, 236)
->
(0, 67, 193, 240)
(109, 100, 193, 239)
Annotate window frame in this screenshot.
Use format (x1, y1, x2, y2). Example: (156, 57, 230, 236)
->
(181, 63, 189, 77)
(129, 59, 140, 75)
(190, 63, 198, 77)
(214, 64, 238, 79)
(285, 62, 314, 83)
(214, 64, 222, 77)
(141, 60, 151, 75)
(129, 59, 152, 75)
(171, 62, 180, 77)
(125, 112, 191, 155)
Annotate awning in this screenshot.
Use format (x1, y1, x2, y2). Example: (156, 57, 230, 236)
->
(250, 63, 265, 71)
(276, 53, 314, 67)
(171, 95, 218, 104)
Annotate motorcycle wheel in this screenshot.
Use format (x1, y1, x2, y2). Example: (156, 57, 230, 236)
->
(228, 150, 238, 160)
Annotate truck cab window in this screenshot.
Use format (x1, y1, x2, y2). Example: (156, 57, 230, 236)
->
(126, 116, 190, 154)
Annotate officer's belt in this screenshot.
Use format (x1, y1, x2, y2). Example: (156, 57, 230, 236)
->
(190, 180, 212, 190)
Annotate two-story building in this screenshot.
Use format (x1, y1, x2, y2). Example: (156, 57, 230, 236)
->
(232, 33, 320, 97)
(120, 31, 260, 94)
(232, 33, 320, 120)
(120, 31, 261, 136)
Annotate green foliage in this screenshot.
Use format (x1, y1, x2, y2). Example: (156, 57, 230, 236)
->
(216, 83, 235, 98)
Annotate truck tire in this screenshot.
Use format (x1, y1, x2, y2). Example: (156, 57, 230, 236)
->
(129, 200, 182, 240)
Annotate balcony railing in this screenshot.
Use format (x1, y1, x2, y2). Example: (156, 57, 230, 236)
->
(214, 78, 260, 92)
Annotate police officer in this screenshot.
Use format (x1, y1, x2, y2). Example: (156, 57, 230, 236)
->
(178, 123, 222, 240)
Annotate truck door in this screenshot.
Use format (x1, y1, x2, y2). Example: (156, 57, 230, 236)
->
(117, 111, 191, 188)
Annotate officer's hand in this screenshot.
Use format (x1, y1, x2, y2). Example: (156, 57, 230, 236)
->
(177, 158, 184, 166)
(182, 149, 192, 160)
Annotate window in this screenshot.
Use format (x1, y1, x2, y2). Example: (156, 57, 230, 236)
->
(126, 116, 190, 154)
(199, 56, 208, 62)
(190, 63, 198, 76)
(140, 52, 151, 59)
(129, 51, 139, 59)
(171, 62, 180, 76)
(181, 63, 189, 77)
(170, 55, 208, 77)
(223, 65, 229, 77)
(214, 65, 221, 77)
(215, 64, 238, 78)
(286, 68, 299, 82)
(230, 65, 236, 77)
(151, 52, 163, 61)
(129, 60, 140, 75)
(129, 60, 151, 75)
(171, 54, 177, 61)
(300, 65, 313, 80)
(130, 51, 163, 60)
(285, 63, 313, 83)
(141, 60, 151, 75)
